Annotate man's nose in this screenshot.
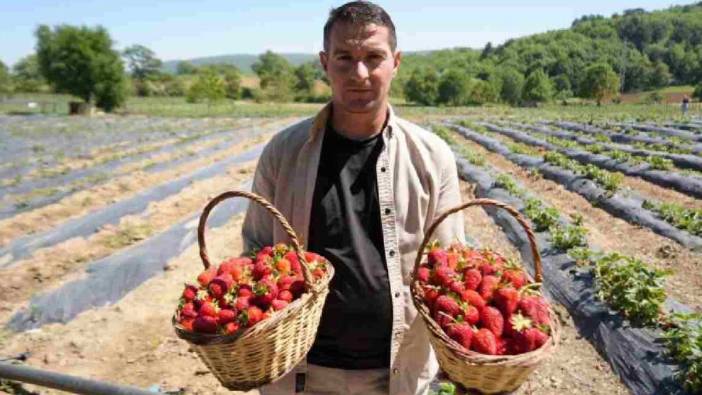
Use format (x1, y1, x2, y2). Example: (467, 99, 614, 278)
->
(350, 60, 369, 80)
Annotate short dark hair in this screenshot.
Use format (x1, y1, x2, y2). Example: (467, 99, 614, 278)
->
(323, 1, 397, 52)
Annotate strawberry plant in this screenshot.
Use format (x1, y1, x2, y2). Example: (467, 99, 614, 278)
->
(643, 200, 702, 236)
(495, 174, 524, 197)
(663, 313, 702, 393)
(524, 198, 560, 231)
(549, 215, 588, 252)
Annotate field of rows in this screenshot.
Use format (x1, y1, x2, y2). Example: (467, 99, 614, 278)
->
(0, 111, 700, 394)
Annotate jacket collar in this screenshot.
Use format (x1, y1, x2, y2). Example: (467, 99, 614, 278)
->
(309, 101, 398, 143)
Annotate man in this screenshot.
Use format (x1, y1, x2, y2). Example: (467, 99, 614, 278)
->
(242, 2, 464, 394)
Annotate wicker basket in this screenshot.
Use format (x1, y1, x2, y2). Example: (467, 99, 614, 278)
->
(411, 198, 560, 394)
(173, 190, 334, 391)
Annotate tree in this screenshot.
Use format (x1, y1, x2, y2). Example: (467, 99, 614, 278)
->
(648, 61, 671, 88)
(497, 67, 524, 105)
(36, 24, 127, 111)
(252, 51, 294, 102)
(186, 69, 225, 108)
(693, 83, 702, 101)
(438, 69, 470, 106)
(123, 44, 162, 81)
(176, 61, 198, 75)
(522, 69, 553, 103)
(580, 63, 620, 105)
(293, 62, 321, 98)
(223, 67, 242, 99)
(404, 67, 439, 105)
(0, 60, 12, 96)
(12, 55, 45, 93)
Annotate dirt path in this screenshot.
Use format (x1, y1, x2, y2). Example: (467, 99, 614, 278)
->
(454, 136, 702, 310)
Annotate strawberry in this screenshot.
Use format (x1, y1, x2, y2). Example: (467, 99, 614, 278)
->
(494, 287, 519, 316)
(502, 268, 527, 289)
(181, 284, 198, 302)
(198, 300, 220, 318)
(428, 247, 448, 267)
(272, 299, 289, 311)
(463, 304, 480, 325)
(511, 314, 549, 353)
(193, 315, 218, 333)
(253, 277, 279, 310)
(446, 252, 460, 270)
(460, 289, 486, 310)
(196, 267, 217, 287)
(224, 322, 240, 335)
(472, 328, 497, 355)
(449, 280, 465, 295)
(179, 317, 195, 331)
(208, 273, 234, 299)
(431, 265, 456, 287)
(242, 306, 264, 327)
(253, 258, 273, 280)
(463, 268, 482, 291)
(423, 286, 440, 309)
(193, 290, 211, 310)
(284, 251, 301, 273)
(235, 295, 251, 311)
(217, 308, 237, 325)
(446, 322, 473, 350)
(259, 246, 274, 256)
(312, 267, 325, 278)
(277, 275, 295, 291)
(304, 251, 322, 264)
(275, 257, 291, 274)
(416, 266, 431, 283)
(480, 306, 505, 337)
(434, 295, 461, 317)
(518, 295, 550, 326)
(238, 284, 253, 297)
(289, 278, 306, 298)
(217, 259, 243, 279)
(478, 275, 499, 301)
(433, 310, 455, 330)
(495, 336, 508, 355)
(278, 290, 293, 302)
(180, 302, 198, 319)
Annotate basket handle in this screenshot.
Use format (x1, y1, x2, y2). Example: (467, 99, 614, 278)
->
(412, 198, 543, 288)
(197, 190, 314, 289)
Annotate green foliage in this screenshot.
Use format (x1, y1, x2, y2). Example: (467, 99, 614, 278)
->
(543, 152, 623, 193)
(550, 214, 588, 251)
(524, 198, 560, 231)
(522, 69, 554, 103)
(642, 200, 702, 236)
(580, 63, 620, 105)
(495, 174, 524, 197)
(663, 313, 702, 393)
(0, 60, 11, 96)
(176, 61, 198, 75)
(35, 24, 127, 111)
(643, 91, 664, 104)
(11, 55, 46, 93)
(438, 69, 471, 106)
(293, 62, 319, 97)
(252, 50, 295, 102)
(593, 252, 667, 325)
(431, 124, 486, 166)
(122, 44, 162, 81)
(186, 70, 225, 107)
(645, 155, 673, 170)
(405, 67, 440, 105)
(222, 67, 242, 100)
(693, 83, 702, 101)
(497, 67, 525, 105)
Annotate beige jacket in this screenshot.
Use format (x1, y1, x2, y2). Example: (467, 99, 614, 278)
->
(242, 103, 465, 395)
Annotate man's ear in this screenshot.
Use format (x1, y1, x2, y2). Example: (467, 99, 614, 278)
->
(392, 51, 402, 77)
(319, 51, 328, 72)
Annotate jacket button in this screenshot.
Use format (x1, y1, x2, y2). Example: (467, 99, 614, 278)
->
(389, 250, 395, 257)
(392, 368, 399, 375)
(380, 167, 386, 172)
(384, 208, 391, 215)
(394, 292, 400, 298)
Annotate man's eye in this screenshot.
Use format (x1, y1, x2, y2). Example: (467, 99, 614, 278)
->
(337, 55, 352, 61)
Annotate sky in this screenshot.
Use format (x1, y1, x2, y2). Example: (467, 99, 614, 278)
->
(0, 0, 695, 67)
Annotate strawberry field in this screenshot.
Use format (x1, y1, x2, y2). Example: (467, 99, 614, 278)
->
(0, 110, 701, 395)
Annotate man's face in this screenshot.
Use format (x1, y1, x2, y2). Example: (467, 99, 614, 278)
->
(320, 22, 400, 114)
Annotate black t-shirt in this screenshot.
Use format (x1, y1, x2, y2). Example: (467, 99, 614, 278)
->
(306, 121, 392, 369)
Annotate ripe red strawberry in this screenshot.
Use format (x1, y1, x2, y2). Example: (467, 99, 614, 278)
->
(238, 284, 253, 297)
(449, 280, 465, 294)
(198, 301, 220, 318)
(180, 302, 198, 319)
(312, 267, 325, 278)
(193, 315, 218, 333)
(511, 314, 549, 353)
(259, 246, 274, 256)
(416, 266, 431, 283)
(463, 268, 482, 291)
(243, 306, 264, 327)
(460, 289, 486, 310)
(446, 322, 473, 350)
(289, 278, 305, 298)
(278, 290, 293, 302)
(472, 328, 497, 355)
(502, 268, 527, 289)
(276, 257, 291, 274)
(423, 286, 440, 309)
(218, 259, 244, 279)
(495, 336, 508, 355)
(304, 251, 322, 264)
(253, 259, 272, 280)
(179, 317, 195, 331)
(277, 275, 295, 291)
(284, 251, 301, 273)
(235, 295, 251, 311)
(431, 265, 456, 287)
(518, 295, 550, 325)
(193, 290, 212, 310)
(463, 249, 487, 267)
(253, 278, 279, 310)
(434, 295, 461, 317)
(494, 287, 519, 316)
(433, 310, 455, 330)
(208, 273, 234, 299)
(478, 275, 499, 301)
(224, 321, 240, 335)
(272, 299, 289, 311)
(217, 308, 237, 325)
(446, 252, 460, 270)
(181, 284, 198, 302)
(480, 306, 505, 337)
(463, 304, 480, 325)
(196, 267, 217, 287)
(428, 248, 448, 267)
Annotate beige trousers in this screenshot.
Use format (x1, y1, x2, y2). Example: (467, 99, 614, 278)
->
(260, 363, 389, 395)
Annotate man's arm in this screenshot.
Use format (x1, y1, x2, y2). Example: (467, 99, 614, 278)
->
(431, 146, 466, 246)
(241, 142, 277, 252)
